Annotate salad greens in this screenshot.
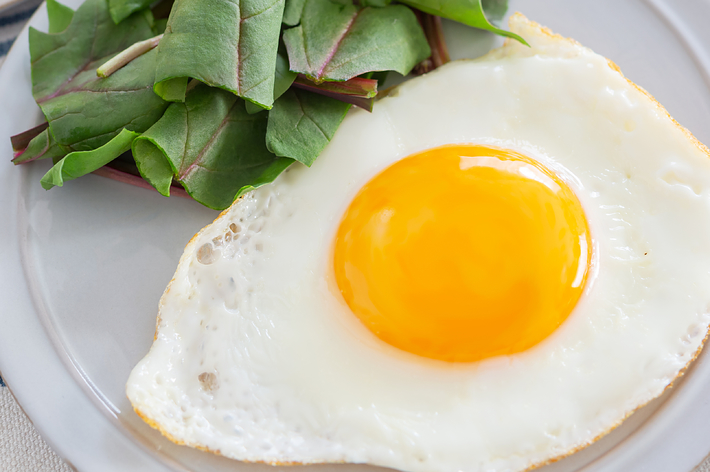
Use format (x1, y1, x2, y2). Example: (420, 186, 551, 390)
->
(154, 0, 285, 107)
(282, 0, 429, 82)
(266, 88, 351, 166)
(132, 83, 292, 209)
(12, 0, 523, 210)
(29, 0, 167, 155)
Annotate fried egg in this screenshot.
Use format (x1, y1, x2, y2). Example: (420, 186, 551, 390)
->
(127, 13, 710, 472)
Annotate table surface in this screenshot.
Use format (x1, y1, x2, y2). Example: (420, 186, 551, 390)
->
(2, 0, 710, 471)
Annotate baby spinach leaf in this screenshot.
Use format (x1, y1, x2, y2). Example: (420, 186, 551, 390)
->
(291, 74, 376, 111)
(265, 88, 350, 166)
(38, 49, 169, 151)
(46, 0, 74, 33)
(245, 52, 296, 114)
(13, 128, 67, 164)
(132, 84, 292, 209)
(360, 0, 391, 7)
(40, 129, 140, 189)
(154, 0, 285, 108)
(30, 0, 154, 101)
(11, 122, 49, 153)
(398, 0, 526, 44)
(152, 17, 168, 34)
(282, 0, 430, 82)
(108, 0, 154, 24)
(282, 0, 305, 25)
(30, 0, 167, 152)
(132, 136, 174, 196)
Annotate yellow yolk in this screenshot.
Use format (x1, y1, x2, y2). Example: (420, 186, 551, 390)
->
(333, 145, 592, 362)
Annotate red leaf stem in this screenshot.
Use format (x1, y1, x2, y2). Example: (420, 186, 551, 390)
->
(10, 122, 49, 153)
(291, 75, 377, 112)
(413, 11, 450, 74)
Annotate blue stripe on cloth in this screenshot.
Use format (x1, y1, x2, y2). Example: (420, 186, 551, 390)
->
(0, 376, 5, 387)
(0, 37, 15, 56)
(0, 6, 36, 27)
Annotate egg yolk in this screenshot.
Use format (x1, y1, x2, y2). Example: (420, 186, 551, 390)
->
(333, 145, 591, 362)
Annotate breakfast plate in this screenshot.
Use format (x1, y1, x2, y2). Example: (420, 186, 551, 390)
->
(2, 0, 710, 471)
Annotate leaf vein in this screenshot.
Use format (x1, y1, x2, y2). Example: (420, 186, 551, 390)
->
(179, 101, 240, 180)
(314, 8, 361, 80)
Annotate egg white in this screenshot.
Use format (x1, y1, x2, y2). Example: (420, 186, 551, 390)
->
(127, 13, 710, 472)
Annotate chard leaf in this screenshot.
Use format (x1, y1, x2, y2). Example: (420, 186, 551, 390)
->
(153, 18, 168, 34)
(30, 0, 168, 152)
(30, 0, 154, 101)
(11, 122, 49, 153)
(47, 0, 74, 33)
(360, 0, 391, 7)
(291, 75, 376, 110)
(266, 88, 349, 166)
(245, 52, 296, 114)
(38, 49, 168, 151)
(154, 0, 286, 108)
(40, 129, 140, 189)
(132, 84, 293, 209)
(132, 137, 174, 196)
(282, 0, 430, 82)
(397, 0, 526, 44)
(282, 0, 305, 25)
(153, 76, 188, 102)
(109, 0, 154, 24)
(13, 128, 67, 164)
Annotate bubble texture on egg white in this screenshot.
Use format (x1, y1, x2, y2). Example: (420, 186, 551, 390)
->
(127, 14, 710, 472)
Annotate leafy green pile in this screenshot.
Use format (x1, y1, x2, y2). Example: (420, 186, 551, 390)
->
(11, 0, 524, 210)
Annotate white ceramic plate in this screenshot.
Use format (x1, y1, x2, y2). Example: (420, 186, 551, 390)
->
(2, 0, 710, 471)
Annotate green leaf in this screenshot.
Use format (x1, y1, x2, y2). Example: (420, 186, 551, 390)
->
(30, 0, 154, 101)
(235, 157, 293, 198)
(132, 138, 174, 196)
(46, 0, 74, 33)
(283, 0, 430, 82)
(30, 0, 168, 152)
(481, 0, 507, 25)
(38, 49, 169, 151)
(132, 84, 293, 210)
(40, 129, 140, 189)
(154, 76, 189, 102)
(108, 0, 154, 24)
(291, 75, 376, 111)
(397, 0, 526, 44)
(266, 88, 350, 166)
(282, 0, 305, 25)
(152, 17, 168, 34)
(13, 128, 67, 164)
(154, 0, 286, 108)
(360, 0, 391, 7)
(244, 52, 296, 114)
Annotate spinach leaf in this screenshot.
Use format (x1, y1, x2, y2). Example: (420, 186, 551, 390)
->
(291, 75, 376, 111)
(397, 0, 526, 44)
(266, 88, 350, 166)
(30, 0, 168, 152)
(108, 0, 153, 24)
(282, 0, 305, 25)
(132, 84, 293, 209)
(13, 128, 66, 164)
(37, 49, 168, 151)
(282, 0, 430, 82)
(154, 0, 286, 108)
(46, 0, 74, 33)
(244, 52, 296, 114)
(40, 129, 140, 189)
